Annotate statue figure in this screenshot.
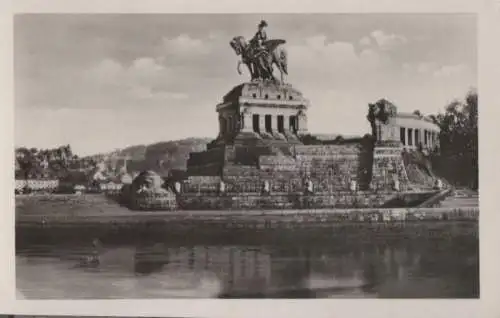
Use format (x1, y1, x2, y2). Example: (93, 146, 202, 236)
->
(250, 20, 268, 56)
(305, 179, 313, 193)
(229, 20, 288, 83)
(367, 100, 397, 140)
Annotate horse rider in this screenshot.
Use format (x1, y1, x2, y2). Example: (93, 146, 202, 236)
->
(249, 20, 274, 79)
(251, 20, 268, 55)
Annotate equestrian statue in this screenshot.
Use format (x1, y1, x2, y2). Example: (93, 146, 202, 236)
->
(229, 20, 288, 83)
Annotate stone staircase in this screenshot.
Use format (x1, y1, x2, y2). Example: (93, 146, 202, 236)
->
(437, 188, 479, 208)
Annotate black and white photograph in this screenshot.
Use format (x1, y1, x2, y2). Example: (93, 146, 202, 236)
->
(13, 13, 479, 300)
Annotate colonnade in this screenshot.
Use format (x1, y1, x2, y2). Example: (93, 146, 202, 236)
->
(219, 111, 307, 136)
(399, 127, 439, 149)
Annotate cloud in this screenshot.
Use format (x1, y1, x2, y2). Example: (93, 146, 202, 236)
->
(370, 30, 407, 50)
(14, 15, 477, 155)
(161, 34, 212, 56)
(289, 35, 382, 73)
(85, 57, 167, 86)
(433, 64, 468, 78)
(359, 36, 372, 46)
(287, 34, 392, 94)
(79, 56, 191, 108)
(130, 57, 165, 75)
(306, 89, 372, 136)
(403, 62, 469, 79)
(402, 62, 437, 75)
(15, 106, 217, 156)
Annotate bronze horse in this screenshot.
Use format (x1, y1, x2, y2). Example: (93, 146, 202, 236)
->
(230, 36, 288, 83)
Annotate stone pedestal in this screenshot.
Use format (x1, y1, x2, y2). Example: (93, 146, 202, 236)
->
(188, 81, 312, 177)
(216, 81, 310, 145)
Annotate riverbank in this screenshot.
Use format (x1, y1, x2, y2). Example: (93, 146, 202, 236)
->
(17, 205, 478, 224)
(16, 193, 478, 225)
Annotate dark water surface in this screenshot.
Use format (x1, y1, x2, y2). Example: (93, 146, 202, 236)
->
(16, 225, 479, 299)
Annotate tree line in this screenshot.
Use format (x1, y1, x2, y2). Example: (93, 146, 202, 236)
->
(15, 145, 97, 180)
(429, 89, 478, 189)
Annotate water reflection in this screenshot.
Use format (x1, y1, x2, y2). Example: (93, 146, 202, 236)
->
(16, 233, 478, 299)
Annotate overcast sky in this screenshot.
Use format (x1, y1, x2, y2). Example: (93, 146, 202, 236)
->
(14, 14, 477, 156)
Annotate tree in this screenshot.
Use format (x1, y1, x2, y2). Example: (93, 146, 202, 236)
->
(431, 89, 478, 189)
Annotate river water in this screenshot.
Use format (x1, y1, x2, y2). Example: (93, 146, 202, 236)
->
(16, 225, 479, 299)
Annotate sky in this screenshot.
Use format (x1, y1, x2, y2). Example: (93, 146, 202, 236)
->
(14, 14, 477, 156)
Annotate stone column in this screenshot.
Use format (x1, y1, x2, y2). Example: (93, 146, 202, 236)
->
(270, 114, 276, 132)
(297, 112, 308, 135)
(227, 115, 232, 134)
(391, 124, 398, 142)
(241, 110, 253, 133)
(218, 115, 224, 137)
(393, 124, 399, 143)
(283, 115, 290, 132)
(259, 112, 266, 133)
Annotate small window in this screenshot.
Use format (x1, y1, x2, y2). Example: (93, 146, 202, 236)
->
(264, 94, 269, 99)
(277, 95, 281, 99)
(289, 96, 293, 100)
(252, 93, 257, 98)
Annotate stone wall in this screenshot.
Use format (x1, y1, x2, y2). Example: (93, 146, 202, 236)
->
(186, 147, 225, 176)
(371, 146, 411, 191)
(129, 192, 178, 211)
(181, 176, 222, 193)
(188, 144, 373, 194)
(180, 141, 427, 210)
(232, 145, 275, 165)
(176, 191, 399, 210)
(258, 144, 366, 192)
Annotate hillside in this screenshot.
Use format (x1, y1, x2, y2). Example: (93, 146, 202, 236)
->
(86, 137, 212, 176)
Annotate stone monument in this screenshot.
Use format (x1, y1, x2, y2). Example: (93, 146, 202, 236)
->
(214, 81, 310, 147)
(180, 21, 434, 210)
(186, 22, 312, 176)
